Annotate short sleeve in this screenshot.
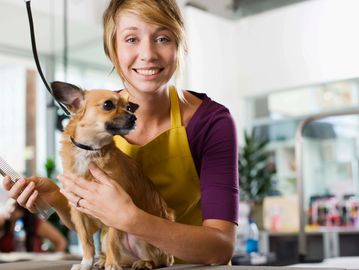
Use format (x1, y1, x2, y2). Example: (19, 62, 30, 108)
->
(187, 95, 239, 224)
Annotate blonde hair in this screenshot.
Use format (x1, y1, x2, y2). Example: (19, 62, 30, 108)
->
(103, 0, 187, 97)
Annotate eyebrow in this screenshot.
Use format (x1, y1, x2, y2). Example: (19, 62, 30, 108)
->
(121, 26, 170, 33)
(122, 26, 138, 32)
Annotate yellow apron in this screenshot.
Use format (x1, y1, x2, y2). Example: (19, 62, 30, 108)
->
(113, 86, 202, 225)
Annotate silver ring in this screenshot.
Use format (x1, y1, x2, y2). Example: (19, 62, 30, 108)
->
(76, 197, 83, 208)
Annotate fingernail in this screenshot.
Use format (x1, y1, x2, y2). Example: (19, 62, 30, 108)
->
(18, 178, 25, 184)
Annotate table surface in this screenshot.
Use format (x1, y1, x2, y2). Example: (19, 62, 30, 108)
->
(291, 257, 359, 270)
(0, 260, 350, 270)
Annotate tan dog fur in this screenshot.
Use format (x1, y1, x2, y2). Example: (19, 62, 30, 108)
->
(51, 81, 174, 270)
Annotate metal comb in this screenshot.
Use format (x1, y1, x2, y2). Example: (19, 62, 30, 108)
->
(0, 156, 55, 220)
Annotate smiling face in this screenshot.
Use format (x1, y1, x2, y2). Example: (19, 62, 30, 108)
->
(116, 12, 178, 94)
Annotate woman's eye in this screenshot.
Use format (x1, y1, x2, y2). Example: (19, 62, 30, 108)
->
(126, 37, 137, 44)
(156, 36, 170, 44)
(103, 100, 115, 111)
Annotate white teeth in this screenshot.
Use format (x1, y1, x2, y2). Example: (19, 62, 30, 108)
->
(136, 69, 160, 76)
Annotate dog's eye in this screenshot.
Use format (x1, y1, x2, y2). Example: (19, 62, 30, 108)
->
(103, 100, 115, 111)
(126, 102, 139, 113)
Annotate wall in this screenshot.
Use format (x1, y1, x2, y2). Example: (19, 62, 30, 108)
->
(0, 66, 26, 173)
(184, 0, 359, 139)
(235, 0, 359, 97)
(184, 7, 248, 139)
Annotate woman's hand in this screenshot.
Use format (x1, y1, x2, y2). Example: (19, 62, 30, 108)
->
(3, 176, 61, 213)
(58, 163, 138, 229)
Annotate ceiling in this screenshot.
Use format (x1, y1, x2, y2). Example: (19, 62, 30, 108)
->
(0, 0, 309, 70)
(184, 0, 309, 20)
(0, 0, 110, 69)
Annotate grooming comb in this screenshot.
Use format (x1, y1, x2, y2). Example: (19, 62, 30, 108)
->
(0, 156, 55, 220)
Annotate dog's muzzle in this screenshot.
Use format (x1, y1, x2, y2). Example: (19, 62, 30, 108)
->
(105, 112, 137, 136)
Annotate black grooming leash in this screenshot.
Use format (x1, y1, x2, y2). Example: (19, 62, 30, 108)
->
(25, 1, 104, 151)
(25, 0, 71, 116)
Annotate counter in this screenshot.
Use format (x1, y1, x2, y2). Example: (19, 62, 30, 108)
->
(0, 261, 348, 270)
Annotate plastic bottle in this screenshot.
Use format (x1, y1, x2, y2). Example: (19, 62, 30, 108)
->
(234, 217, 249, 255)
(245, 218, 259, 254)
(14, 219, 26, 252)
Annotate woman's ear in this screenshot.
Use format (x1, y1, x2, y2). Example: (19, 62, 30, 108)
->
(51, 81, 85, 113)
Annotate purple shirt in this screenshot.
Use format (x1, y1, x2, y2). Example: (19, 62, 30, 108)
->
(186, 92, 239, 224)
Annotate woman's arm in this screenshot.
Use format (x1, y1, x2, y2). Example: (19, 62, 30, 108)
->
(129, 210, 236, 264)
(2, 176, 75, 231)
(37, 220, 68, 252)
(59, 164, 236, 264)
(50, 193, 74, 231)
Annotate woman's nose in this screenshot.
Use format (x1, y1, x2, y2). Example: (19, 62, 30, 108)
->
(139, 40, 158, 62)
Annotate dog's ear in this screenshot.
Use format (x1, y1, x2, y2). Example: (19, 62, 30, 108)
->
(51, 81, 84, 112)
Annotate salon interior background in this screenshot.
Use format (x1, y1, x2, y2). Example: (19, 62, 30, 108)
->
(1, 0, 359, 180)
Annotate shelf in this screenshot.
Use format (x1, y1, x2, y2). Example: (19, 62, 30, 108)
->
(262, 227, 359, 236)
(266, 140, 295, 151)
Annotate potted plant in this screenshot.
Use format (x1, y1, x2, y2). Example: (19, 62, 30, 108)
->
(44, 158, 56, 179)
(238, 129, 278, 228)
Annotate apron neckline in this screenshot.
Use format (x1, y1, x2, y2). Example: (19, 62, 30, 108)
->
(119, 85, 182, 148)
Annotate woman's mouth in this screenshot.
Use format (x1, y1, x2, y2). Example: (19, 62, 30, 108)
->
(134, 68, 164, 76)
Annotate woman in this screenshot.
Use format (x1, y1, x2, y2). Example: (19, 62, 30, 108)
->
(0, 203, 67, 252)
(4, 0, 238, 264)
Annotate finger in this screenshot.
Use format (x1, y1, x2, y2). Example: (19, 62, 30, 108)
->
(76, 205, 97, 219)
(8, 178, 27, 199)
(58, 173, 93, 191)
(75, 197, 94, 210)
(27, 176, 48, 190)
(26, 190, 38, 213)
(59, 188, 82, 207)
(2, 176, 14, 190)
(57, 174, 73, 190)
(4, 199, 16, 215)
(75, 199, 99, 219)
(16, 181, 36, 207)
(88, 163, 112, 185)
(58, 175, 93, 199)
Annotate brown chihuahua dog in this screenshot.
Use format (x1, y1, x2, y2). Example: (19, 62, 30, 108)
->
(51, 81, 174, 270)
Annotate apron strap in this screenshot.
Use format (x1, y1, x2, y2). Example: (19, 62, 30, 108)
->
(122, 91, 129, 101)
(169, 85, 182, 128)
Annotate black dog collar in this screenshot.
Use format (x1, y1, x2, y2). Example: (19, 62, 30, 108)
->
(70, 137, 102, 151)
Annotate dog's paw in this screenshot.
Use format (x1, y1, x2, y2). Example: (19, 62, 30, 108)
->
(94, 254, 106, 270)
(71, 264, 93, 270)
(132, 260, 155, 270)
(94, 263, 105, 270)
(71, 258, 94, 270)
(104, 265, 123, 270)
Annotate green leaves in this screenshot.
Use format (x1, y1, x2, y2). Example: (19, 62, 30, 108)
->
(239, 130, 275, 203)
(44, 158, 56, 179)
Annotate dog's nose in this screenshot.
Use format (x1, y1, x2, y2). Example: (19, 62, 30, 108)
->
(127, 114, 137, 123)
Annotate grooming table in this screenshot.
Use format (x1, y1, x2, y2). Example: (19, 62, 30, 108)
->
(0, 260, 348, 270)
(290, 257, 359, 269)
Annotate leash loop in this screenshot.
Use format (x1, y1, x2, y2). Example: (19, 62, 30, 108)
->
(25, 0, 71, 116)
